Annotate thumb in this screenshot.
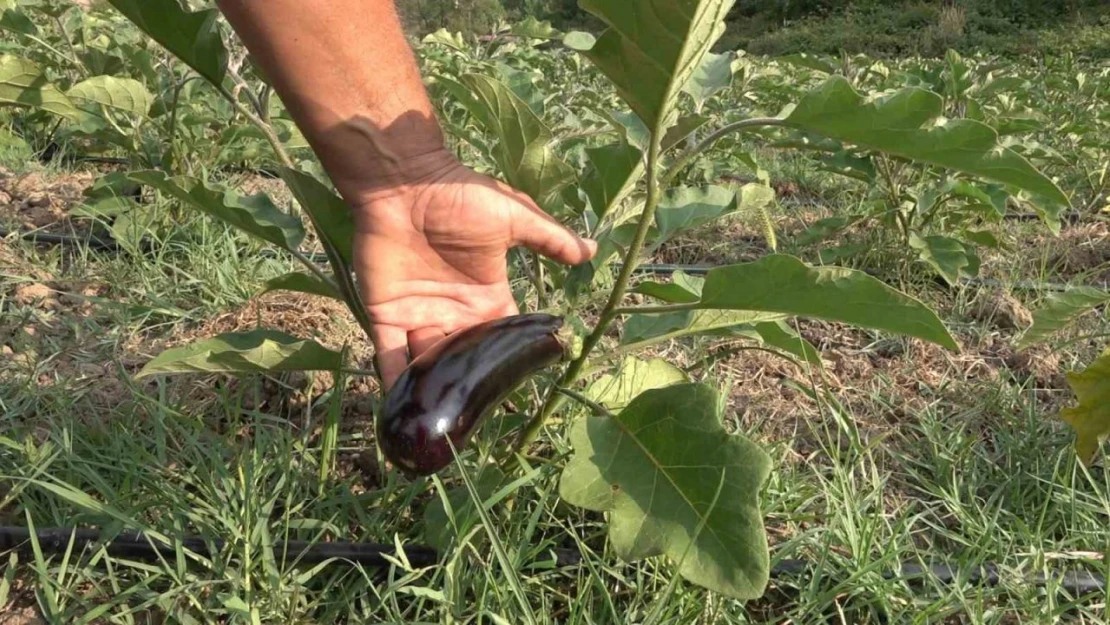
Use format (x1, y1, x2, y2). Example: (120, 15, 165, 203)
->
(511, 204, 598, 266)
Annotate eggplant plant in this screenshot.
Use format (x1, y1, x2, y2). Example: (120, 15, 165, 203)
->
(10, 0, 1076, 602)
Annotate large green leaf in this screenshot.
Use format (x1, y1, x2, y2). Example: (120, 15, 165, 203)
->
(136, 330, 344, 378)
(781, 77, 1069, 206)
(1060, 349, 1110, 464)
(1019, 288, 1110, 349)
(259, 273, 341, 301)
(586, 356, 688, 411)
(560, 383, 771, 599)
(697, 255, 958, 350)
(106, 0, 228, 87)
(67, 75, 154, 117)
(278, 168, 355, 266)
(581, 142, 642, 219)
(127, 170, 305, 251)
(654, 185, 738, 245)
(0, 55, 79, 119)
(566, 0, 734, 132)
(440, 73, 573, 209)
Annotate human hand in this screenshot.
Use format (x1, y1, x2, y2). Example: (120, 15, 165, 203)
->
(351, 155, 597, 390)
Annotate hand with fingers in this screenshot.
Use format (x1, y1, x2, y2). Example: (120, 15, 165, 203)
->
(352, 158, 597, 389)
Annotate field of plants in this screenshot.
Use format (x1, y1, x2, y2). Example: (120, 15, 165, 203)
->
(1, 0, 1108, 623)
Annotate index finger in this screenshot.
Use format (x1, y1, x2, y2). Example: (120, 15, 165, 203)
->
(371, 324, 409, 391)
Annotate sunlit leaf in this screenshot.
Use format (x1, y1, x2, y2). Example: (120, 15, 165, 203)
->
(586, 356, 688, 411)
(560, 383, 771, 599)
(278, 168, 355, 266)
(698, 255, 958, 349)
(68, 76, 154, 117)
(136, 330, 344, 378)
(781, 76, 1069, 206)
(566, 0, 734, 132)
(0, 55, 79, 119)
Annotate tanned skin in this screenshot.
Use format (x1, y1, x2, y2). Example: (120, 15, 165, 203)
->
(216, 0, 596, 389)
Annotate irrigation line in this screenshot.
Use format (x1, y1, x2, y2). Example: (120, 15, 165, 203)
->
(0, 527, 1104, 595)
(4, 227, 1105, 294)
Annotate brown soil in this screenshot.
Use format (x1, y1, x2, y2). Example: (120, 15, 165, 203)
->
(0, 166, 97, 235)
(1047, 221, 1110, 283)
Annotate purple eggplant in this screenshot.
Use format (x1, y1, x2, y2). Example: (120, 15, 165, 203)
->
(377, 313, 572, 476)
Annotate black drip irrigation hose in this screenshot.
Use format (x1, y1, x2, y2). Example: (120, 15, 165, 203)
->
(4, 226, 1105, 294)
(0, 527, 1104, 596)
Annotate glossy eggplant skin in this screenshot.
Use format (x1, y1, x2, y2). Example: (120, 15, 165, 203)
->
(377, 313, 568, 476)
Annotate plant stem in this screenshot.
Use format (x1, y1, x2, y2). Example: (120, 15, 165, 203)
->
(511, 138, 665, 453)
(554, 387, 612, 417)
(663, 117, 786, 184)
(217, 84, 296, 172)
(290, 249, 342, 294)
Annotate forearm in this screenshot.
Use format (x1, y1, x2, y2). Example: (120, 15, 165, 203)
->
(216, 0, 452, 203)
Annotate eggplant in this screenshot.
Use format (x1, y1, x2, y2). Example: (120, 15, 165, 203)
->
(377, 313, 572, 476)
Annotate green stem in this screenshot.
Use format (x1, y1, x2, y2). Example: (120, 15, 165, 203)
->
(554, 387, 612, 417)
(290, 249, 342, 294)
(662, 117, 786, 185)
(217, 84, 296, 172)
(511, 137, 666, 454)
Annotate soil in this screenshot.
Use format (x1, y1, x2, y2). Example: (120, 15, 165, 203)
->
(0, 166, 98, 237)
(1047, 221, 1110, 283)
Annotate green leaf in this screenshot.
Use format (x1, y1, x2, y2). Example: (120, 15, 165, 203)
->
(127, 170, 305, 252)
(632, 276, 701, 304)
(510, 16, 561, 40)
(567, 0, 734, 132)
(105, 0, 228, 87)
(1019, 288, 1110, 349)
(909, 233, 979, 285)
(136, 330, 344, 378)
(654, 185, 738, 244)
(423, 28, 469, 52)
(560, 383, 771, 600)
(277, 168, 355, 266)
(1060, 349, 1110, 464)
(581, 142, 642, 219)
(0, 55, 79, 119)
(67, 76, 153, 117)
(621, 310, 785, 348)
(781, 76, 1069, 206)
(586, 356, 688, 411)
(698, 255, 958, 350)
(0, 8, 37, 36)
(258, 273, 341, 301)
(684, 51, 735, 111)
(442, 74, 574, 209)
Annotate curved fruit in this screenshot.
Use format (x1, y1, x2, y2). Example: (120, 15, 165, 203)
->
(377, 313, 571, 476)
